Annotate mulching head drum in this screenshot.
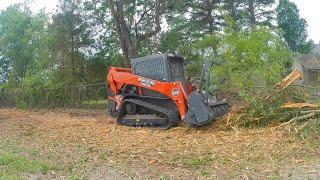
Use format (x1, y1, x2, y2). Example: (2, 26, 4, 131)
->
(185, 91, 229, 126)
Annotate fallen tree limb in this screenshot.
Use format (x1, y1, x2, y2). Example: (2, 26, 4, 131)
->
(292, 84, 320, 91)
(298, 119, 319, 130)
(300, 110, 320, 114)
(275, 69, 302, 91)
(274, 112, 315, 129)
(281, 103, 318, 109)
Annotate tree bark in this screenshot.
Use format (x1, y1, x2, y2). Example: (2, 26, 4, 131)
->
(108, 0, 164, 67)
(108, 0, 131, 67)
(68, 4, 76, 107)
(248, 0, 256, 26)
(203, 0, 215, 34)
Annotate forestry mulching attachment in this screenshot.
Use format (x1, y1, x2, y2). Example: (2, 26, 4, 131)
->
(106, 54, 229, 129)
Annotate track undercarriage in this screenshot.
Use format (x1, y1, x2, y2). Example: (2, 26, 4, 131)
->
(116, 98, 179, 129)
(108, 95, 229, 129)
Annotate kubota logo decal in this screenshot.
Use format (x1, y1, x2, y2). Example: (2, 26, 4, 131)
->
(138, 77, 155, 87)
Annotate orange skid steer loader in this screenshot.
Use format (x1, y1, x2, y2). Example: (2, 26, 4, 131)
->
(106, 54, 229, 129)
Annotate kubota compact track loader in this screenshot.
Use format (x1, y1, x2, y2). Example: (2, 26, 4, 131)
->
(106, 54, 229, 129)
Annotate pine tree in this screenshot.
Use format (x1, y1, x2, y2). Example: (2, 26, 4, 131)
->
(277, 0, 314, 53)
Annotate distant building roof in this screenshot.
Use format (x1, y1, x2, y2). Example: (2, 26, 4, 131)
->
(299, 54, 320, 70)
(313, 44, 320, 55)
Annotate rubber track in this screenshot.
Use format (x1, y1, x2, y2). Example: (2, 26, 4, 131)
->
(118, 98, 179, 129)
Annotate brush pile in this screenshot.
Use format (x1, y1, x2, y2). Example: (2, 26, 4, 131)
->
(226, 70, 320, 137)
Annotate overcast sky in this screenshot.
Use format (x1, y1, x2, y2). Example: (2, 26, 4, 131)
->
(291, 0, 320, 43)
(0, 0, 319, 43)
(0, 0, 58, 13)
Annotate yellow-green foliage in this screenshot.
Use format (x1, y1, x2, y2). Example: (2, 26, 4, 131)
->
(216, 28, 291, 95)
(193, 27, 292, 98)
(191, 27, 298, 127)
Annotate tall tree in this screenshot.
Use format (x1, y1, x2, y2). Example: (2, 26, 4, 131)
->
(222, 0, 275, 28)
(222, 0, 246, 30)
(49, 0, 92, 84)
(276, 0, 313, 53)
(49, 0, 93, 105)
(0, 5, 47, 84)
(89, 0, 173, 67)
(184, 0, 224, 34)
(159, 0, 224, 57)
(245, 0, 275, 27)
(0, 53, 10, 83)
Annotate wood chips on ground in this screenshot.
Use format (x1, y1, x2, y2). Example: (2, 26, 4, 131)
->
(0, 108, 319, 179)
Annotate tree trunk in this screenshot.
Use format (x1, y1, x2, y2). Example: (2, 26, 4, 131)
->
(248, 0, 256, 26)
(70, 29, 76, 107)
(69, 5, 76, 107)
(203, 0, 215, 33)
(108, 0, 163, 67)
(108, 0, 132, 68)
(228, 0, 239, 31)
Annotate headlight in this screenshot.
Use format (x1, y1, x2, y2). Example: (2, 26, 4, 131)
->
(171, 88, 179, 97)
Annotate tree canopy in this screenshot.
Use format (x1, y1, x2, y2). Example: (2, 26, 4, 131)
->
(276, 0, 314, 53)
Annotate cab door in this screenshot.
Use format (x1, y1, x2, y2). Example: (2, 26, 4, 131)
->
(168, 57, 186, 90)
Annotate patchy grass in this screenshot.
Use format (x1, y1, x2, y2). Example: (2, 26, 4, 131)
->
(297, 119, 320, 139)
(0, 153, 52, 176)
(184, 155, 213, 169)
(159, 175, 169, 180)
(0, 140, 54, 179)
(98, 150, 113, 160)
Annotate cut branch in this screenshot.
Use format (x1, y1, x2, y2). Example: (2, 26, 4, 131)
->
(300, 110, 320, 114)
(274, 113, 316, 129)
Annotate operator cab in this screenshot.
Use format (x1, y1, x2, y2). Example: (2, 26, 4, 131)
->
(131, 54, 186, 88)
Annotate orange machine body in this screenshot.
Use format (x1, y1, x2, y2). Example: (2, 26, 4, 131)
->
(107, 67, 190, 120)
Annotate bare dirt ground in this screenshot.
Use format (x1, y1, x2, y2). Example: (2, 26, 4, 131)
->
(0, 108, 320, 179)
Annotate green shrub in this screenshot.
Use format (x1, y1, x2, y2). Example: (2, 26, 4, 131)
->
(191, 26, 298, 127)
(216, 27, 291, 95)
(7, 69, 72, 108)
(236, 87, 306, 127)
